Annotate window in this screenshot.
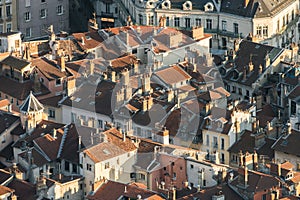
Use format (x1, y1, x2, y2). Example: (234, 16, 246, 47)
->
(40, 8, 46, 18)
(283, 16, 285, 26)
(149, 16, 154, 26)
(173, 173, 176, 180)
(138, 14, 143, 25)
(25, 0, 31, 7)
(277, 20, 280, 32)
(65, 161, 70, 171)
(0, 7, 2, 18)
(234, 23, 238, 34)
(72, 164, 77, 173)
(6, 5, 11, 17)
(256, 26, 262, 36)
(0, 24, 3, 33)
(105, 3, 110, 13)
(291, 101, 296, 115)
(238, 88, 242, 95)
(292, 10, 295, 21)
(140, 173, 145, 180)
(10, 98, 13, 103)
(221, 153, 225, 163)
(206, 19, 212, 30)
(86, 164, 92, 171)
(166, 17, 169, 26)
(71, 112, 76, 123)
(206, 135, 209, 146)
(221, 138, 224, 150)
(190, 164, 194, 169)
(6, 23, 11, 32)
(286, 14, 289, 24)
(56, 78, 61, 86)
(15, 40, 20, 48)
(174, 17, 180, 27)
(213, 136, 217, 148)
(48, 108, 55, 118)
(57, 5, 63, 15)
(263, 26, 268, 37)
(25, 12, 30, 21)
(222, 20, 227, 31)
(104, 162, 110, 169)
(196, 18, 201, 27)
(41, 0, 46, 2)
(98, 120, 103, 128)
(185, 18, 190, 28)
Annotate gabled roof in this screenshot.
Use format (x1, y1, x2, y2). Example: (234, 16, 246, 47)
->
(19, 91, 44, 113)
(155, 65, 192, 85)
(0, 56, 30, 70)
(87, 180, 164, 200)
(272, 129, 300, 156)
(7, 179, 36, 200)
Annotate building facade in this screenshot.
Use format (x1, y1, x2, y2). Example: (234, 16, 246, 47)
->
(17, 0, 69, 40)
(102, 0, 300, 50)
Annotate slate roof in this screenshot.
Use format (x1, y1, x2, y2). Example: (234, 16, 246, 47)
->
(222, 40, 283, 87)
(19, 91, 44, 113)
(7, 179, 36, 200)
(272, 129, 300, 156)
(0, 112, 19, 134)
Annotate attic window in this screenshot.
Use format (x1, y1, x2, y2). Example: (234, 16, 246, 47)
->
(103, 149, 111, 155)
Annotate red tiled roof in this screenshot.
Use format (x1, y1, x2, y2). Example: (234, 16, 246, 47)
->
(87, 180, 163, 200)
(155, 65, 191, 85)
(0, 185, 14, 196)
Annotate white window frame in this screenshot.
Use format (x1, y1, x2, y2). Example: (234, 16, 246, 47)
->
(57, 5, 63, 15)
(40, 8, 46, 18)
(25, 11, 30, 22)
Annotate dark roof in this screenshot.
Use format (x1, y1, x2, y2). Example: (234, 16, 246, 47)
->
(11, 124, 26, 136)
(230, 169, 281, 193)
(164, 0, 217, 11)
(87, 180, 163, 200)
(272, 130, 300, 156)
(178, 183, 243, 200)
(7, 179, 36, 200)
(0, 56, 30, 70)
(220, 0, 258, 17)
(0, 142, 14, 160)
(228, 130, 275, 159)
(61, 80, 116, 116)
(223, 40, 283, 87)
(288, 85, 300, 100)
(0, 112, 19, 134)
(39, 95, 64, 108)
(0, 76, 50, 100)
(0, 169, 12, 185)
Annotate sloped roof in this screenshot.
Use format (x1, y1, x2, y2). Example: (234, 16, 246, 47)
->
(0, 56, 30, 70)
(19, 91, 44, 113)
(87, 180, 164, 200)
(155, 65, 192, 85)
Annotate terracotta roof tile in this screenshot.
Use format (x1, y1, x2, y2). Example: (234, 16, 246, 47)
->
(155, 65, 191, 85)
(87, 180, 164, 200)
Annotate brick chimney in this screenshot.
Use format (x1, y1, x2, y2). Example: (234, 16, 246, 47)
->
(191, 26, 204, 40)
(57, 56, 65, 72)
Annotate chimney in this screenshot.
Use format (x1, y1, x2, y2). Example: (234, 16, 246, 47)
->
(172, 187, 176, 200)
(287, 122, 292, 135)
(252, 120, 257, 132)
(58, 173, 62, 180)
(243, 66, 247, 81)
(161, 127, 169, 145)
(57, 56, 65, 72)
(244, 0, 250, 7)
(277, 162, 281, 177)
(89, 60, 94, 75)
(123, 130, 126, 142)
(238, 150, 244, 167)
(111, 71, 116, 82)
(253, 151, 258, 171)
(265, 53, 270, 68)
(78, 136, 82, 151)
(90, 132, 94, 145)
(191, 26, 204, 40)
(33, 71, 41, 94)
(259, 64, 263, 75)
(234, 39, 240, 52)
(81, 37, 85, 45)
(52, 129, 57, 139)
(248, 62, 254, 72)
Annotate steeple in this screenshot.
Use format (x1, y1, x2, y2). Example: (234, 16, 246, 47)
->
(20, 91, 44, 132)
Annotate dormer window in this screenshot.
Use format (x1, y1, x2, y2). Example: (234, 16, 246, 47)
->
(232, 70, 239, 80)
(204, 2, 214, 11)
(56, 78, 61, 86)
